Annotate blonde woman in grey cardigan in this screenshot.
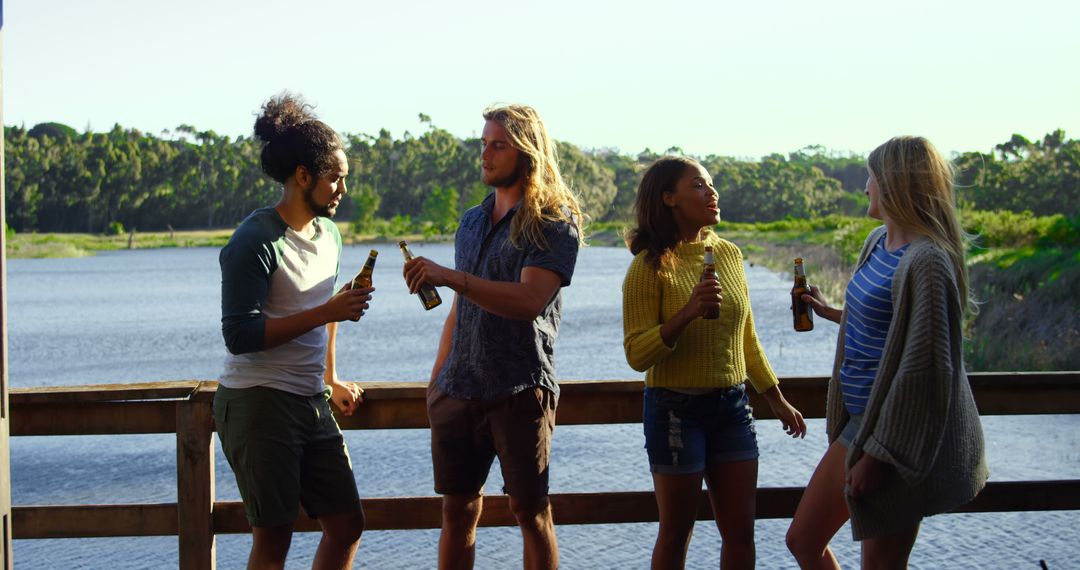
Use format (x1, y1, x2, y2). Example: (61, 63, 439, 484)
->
(785, 136, 988, 569)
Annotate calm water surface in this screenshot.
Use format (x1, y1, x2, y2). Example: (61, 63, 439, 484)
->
(7, 244, 1077, 569)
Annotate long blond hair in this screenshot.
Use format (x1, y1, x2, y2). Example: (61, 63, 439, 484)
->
(868, 136, 975, 314)
(483, 104, 584, 249)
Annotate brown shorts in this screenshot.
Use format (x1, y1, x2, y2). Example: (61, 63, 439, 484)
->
(427, 384, 556, 507)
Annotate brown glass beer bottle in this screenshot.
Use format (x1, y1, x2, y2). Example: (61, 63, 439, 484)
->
(792, 257, 814, 332)
(353, 249, 378, 290)
(399, 240, 443, 310)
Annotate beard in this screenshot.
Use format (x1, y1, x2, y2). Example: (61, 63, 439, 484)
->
(484, 158, 528, 189)
(303, 180, 336, 218)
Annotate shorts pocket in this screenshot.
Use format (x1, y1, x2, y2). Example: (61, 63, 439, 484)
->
(212, 397, 229, 441)
(511, 387, 549, 421)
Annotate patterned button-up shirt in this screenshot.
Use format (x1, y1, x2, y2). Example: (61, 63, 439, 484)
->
(434, 192, 580, 401)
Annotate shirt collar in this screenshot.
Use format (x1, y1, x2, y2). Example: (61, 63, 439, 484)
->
(480, 191, 524, 218)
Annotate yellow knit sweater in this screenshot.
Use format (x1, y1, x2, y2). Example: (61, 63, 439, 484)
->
(621, 234, 779, 393)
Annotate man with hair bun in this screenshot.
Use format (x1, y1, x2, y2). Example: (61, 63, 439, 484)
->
(403, 104, 584, 570)
(215, 92, 371, 569)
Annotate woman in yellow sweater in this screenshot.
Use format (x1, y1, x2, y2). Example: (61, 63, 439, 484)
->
(623, 156, 807, 569)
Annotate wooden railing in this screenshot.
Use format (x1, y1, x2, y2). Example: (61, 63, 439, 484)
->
(10, 372, 1080, 569)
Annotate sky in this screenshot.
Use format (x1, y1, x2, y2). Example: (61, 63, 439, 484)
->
(3, 0, 1079, 158)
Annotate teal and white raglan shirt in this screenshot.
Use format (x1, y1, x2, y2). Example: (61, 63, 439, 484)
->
(219, 207, 342, 396)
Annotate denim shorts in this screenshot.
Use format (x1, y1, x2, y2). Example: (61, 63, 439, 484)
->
(643, 384, 759, 475)
(838, 412, 865, 448)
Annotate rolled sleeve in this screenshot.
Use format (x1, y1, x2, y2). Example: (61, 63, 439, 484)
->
(523, 219, 579, 287)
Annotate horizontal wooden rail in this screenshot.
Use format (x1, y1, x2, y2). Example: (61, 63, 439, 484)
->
(9, 381, 202, 435)
(10, 372, 1080, 435)
(14, 479, 1080, 538)
(8, 372, 1080, 569)
(14, 504, 178, 538)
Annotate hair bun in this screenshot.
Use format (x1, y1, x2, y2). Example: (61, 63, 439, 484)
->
(253, 93, 316, 143)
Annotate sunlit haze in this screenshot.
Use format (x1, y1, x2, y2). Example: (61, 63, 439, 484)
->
(4, 0, 1078, 157)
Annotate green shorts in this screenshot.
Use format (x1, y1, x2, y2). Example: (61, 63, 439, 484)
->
(213, 385, 362, 528)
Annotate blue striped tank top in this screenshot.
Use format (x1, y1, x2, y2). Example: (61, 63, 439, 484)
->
(838, 233, 909, 414)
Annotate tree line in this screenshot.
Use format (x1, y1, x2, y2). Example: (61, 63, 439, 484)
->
(4, 119, 1076, 235)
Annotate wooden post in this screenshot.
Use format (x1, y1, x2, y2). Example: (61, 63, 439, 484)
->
(0, 4, 14, 566)
(176, 383, 216, 570)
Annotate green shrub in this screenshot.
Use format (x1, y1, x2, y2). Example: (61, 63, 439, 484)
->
(961, 210, 1064, 248)
(831, 218, 880, 265)
(421, 186, 460, 234)
(1041, 215, 1080, 247)
(104, 221, 126, 236)
(350, 184, 381, 235)
(385, 215, 415, 237)
(422, 224, 442, 239)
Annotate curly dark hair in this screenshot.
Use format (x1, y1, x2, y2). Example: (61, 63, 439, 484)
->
(253, 92, 343, 183)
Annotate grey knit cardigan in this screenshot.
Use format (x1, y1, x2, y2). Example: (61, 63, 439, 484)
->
(826, 226, 989, 540)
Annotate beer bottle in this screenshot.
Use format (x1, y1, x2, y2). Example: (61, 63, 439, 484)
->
(399, 240, 443, 310)
(352, 249, 378, 290)
(792, 257, 814, 332)
(701, 246, 720, 320)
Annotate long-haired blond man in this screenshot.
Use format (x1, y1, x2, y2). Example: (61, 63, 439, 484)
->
(403, 104, 584, 570)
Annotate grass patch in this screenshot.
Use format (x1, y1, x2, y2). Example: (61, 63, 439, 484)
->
(4, 224, 438, 258)
(5, 229, 234, 258)
(6, 240, 92, 259)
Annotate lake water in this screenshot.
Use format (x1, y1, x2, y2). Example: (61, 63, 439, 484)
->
(6, 244, 1078, 569)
